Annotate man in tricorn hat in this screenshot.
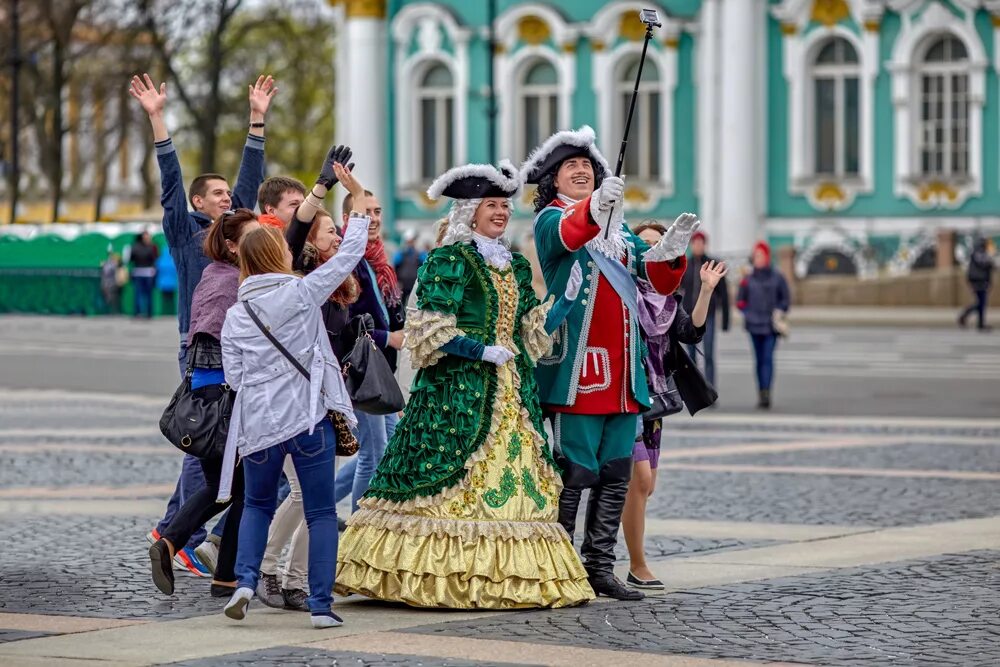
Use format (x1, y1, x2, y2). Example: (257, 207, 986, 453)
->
(522, 126, 700, 600)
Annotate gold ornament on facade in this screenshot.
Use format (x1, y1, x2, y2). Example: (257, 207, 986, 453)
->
(517, 16, 551, 45)
(521, 185, 537, 207)
(780, 23, 798, 36)
(991, 14, 1000, 27)
(664, 36, 680, 49)
(917, 181, 958, 204)
(591, 40, 606, 52)
(810, 0, 850, 27)
(623, 185, 652, 206)
(814, 182, 846, 209)
(863, 19, 881, 32)
(344, 0, 385, 19)
(619, 13, 648, 41)
(562, 42, 577, 53)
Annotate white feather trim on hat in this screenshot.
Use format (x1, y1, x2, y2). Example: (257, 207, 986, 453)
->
(426, 160, 522, 201)
(519, 125, 611, 183)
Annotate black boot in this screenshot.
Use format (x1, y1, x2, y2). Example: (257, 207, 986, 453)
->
(557, 487, 583, 542)
(757, 389, 771, 409)
(581, 480, 644, 601)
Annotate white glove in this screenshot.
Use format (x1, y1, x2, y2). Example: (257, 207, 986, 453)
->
(564, 261, 583, 301)
(595, 177, 624, 212)
(588, 177, 625, 232)
(645, 212, 701, 262)
(481, 345, 515, 366)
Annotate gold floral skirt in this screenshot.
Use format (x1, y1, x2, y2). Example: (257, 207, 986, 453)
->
(335, 365, 594, 609)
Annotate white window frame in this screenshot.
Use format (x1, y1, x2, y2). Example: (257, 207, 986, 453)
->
(392, 3, 470, 194)
(615, 55, 662, 183)
(888, 1, 986, 209)
(915, 36, 969, 180)
(414, 62, 456, 182)
(515, 58, 561, 164)
(809, 37, 861, 179)
(494, 4, 577, 166)
(586, 1, 678, 208)
(777, 22, 875, 211)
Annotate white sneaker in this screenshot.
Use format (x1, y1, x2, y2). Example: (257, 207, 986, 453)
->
(224, 587, 253, 621)
(310, 611, 344, 628)
(194, 540, 219, 575)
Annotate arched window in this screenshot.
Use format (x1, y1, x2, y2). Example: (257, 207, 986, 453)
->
(517, 60, 559, 161)
(918, 35, 968, 178)
(811, 37, 859, 178)
(416, 63, 455, 181)
(617, 57, 661, 181)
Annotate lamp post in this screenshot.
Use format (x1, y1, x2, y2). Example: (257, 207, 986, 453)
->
(6, 0, 21, 225)
(486, 0, 497, 164)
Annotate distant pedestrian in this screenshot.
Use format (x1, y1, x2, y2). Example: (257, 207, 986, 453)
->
(156, 250, 178, 315)
(100, 249, 124, 314)
(737, 241, 790, 409)
(129, 230, 159, 318)
(680, 230, 730, 387)
(958, 237, 994, 331)
(392, 228, 425, 305)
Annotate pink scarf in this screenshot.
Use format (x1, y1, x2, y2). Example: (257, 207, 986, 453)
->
(364, 237, 402, 307)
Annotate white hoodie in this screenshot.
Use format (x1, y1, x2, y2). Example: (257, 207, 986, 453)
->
(216, 215, 369, 500)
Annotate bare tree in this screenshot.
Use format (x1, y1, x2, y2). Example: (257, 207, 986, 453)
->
(137, 0, 244, 173)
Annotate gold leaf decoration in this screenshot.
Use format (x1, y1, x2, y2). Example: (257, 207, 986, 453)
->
(517, 16, 551, 45)
(810, 0, 850, 27)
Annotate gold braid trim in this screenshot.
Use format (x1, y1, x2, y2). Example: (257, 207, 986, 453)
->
(346, 507, 570, 542)
(520, 295, 555, 365)
(360, 364, 562, 513)
(403, 309, 465, 369)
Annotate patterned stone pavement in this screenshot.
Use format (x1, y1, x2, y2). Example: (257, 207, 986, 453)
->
(1, 388, 999, 666)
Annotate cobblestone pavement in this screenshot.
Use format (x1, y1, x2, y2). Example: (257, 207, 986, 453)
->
(406, 551, 1000, 667)
(1, 388, 999, 666)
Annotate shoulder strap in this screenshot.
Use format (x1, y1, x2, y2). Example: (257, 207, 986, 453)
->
(242, 301, 311, 381)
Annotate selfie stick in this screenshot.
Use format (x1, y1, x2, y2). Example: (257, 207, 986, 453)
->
(604, 9, 661, 239)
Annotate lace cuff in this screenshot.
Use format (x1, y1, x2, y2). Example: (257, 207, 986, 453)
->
(404, 309, 465, 369)
(520, 296, 555, 364)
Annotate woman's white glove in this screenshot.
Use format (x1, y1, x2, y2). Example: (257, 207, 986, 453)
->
(564, 261, 583, 301)
(645, 212, 701, 262)
(481, 345, 515, 366)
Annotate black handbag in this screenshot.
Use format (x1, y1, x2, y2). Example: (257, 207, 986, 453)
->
(341, 316, 405, 415)
(159, 339, 235, 459)
(644, 372, 684, 421)
(243, 301, 364, 456)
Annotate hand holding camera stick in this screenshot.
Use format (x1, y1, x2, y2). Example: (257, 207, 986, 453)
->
(603, 9, 661, 240)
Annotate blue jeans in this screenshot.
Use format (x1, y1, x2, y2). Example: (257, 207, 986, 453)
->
(157, 338, 221, 547)
(687, 316, 718, 387)
(236, 419, 338, 614)
(960, 288, 989, 329)
(749, 332, 778, 391)
(350, 411, 387, 513)
(132, 275, 155, 318)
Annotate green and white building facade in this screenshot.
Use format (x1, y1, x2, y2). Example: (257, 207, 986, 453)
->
(331, 0, 1000, 277)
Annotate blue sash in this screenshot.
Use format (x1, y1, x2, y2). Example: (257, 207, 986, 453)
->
(586, 243, 638, 317)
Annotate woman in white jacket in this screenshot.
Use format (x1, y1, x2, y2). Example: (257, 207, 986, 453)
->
(218, 161, 370, 629)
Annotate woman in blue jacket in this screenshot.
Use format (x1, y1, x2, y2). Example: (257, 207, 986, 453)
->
(736, 241, 790, 409)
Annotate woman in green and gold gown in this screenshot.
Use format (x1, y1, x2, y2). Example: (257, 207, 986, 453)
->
(335, 161, 593, 609)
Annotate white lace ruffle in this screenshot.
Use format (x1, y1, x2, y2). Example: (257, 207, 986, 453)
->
(473, 232, 513, 270)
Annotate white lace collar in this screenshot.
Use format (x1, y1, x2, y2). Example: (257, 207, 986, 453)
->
(472, 232, 513, 270)
(557, 194, 627, 261)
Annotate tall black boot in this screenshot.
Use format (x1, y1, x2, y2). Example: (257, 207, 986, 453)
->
(557, 487, 583, 542)
(580, 479, 644, 601)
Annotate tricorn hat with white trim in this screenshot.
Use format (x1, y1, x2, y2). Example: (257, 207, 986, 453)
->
(519, 125, 611, 185)
(426, 160, 521, 201)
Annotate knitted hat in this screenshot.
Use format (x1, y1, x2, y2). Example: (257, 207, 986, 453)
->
(691, 230, 707, 244)
(753, 240, 772, 262)
(519, 125, 611, 184)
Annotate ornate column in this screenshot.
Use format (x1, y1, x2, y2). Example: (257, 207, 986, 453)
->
(715, 0, 764, 256)
(337, 0, 388, 204)
(696, 0, 721, 240)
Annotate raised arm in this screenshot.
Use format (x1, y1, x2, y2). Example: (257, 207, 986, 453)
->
(129, 74, 190, 249)
(286, 144, 354, 268)
(299, 215, 368, 307)
(230, 75, 276, 210)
